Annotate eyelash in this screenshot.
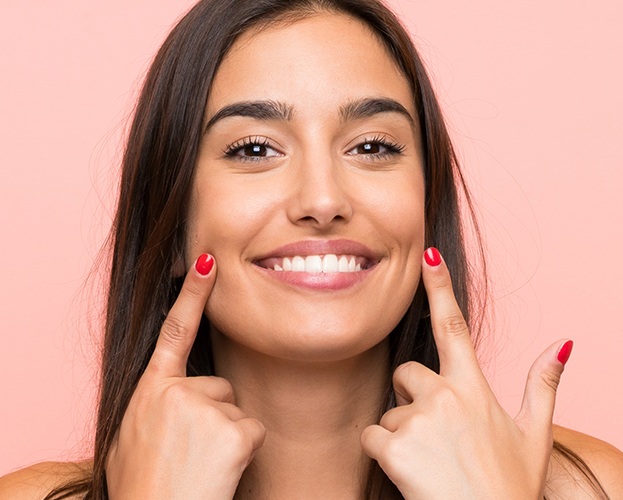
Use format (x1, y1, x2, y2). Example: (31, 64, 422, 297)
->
(222, 136, 281, 163)
(222, 134, 406, 163)
(347, 134, 406, 160)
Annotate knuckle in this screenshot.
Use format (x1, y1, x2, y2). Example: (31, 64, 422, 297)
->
(378, 408, 400, 430)
(160, 314, 191, 347)
(378, 412, 392, 429)
(224, 425, 254, 459)
(379, 438, 408, 477)
(430, 385, 459, 413)
(393, 361, 417, 383)
(161, 382, 194, 407)
(392, 362, 420, 400)
(538, 370, 561, 393)
(238, 428, 256, 454)
(439, 314, 469, 338)
(393, 361, 422, 387)
(381, 437, 399, 461)
(211, 376, 235, 401)
(360, 425, 374, 447)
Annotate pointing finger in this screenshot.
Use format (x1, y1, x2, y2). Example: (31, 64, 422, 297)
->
(515, 339, 573, 439)
(422, 247, 479, 380)
(147, 254, 216, 377)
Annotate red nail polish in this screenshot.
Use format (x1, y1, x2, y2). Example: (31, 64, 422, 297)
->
(557, 340, 574, 366)
(195, 254, 214, 276)
(424, 247, 442, 267)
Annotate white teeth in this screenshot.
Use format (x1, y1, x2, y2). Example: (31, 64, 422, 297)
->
(292, 256, 305, 272)
(338, 256, 349, 272)
(271, 254, 368, 273)
(305, 255, 322, 273)
(323, 254, 339, 273)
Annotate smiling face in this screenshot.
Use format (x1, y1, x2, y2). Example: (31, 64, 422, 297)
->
(186, 12, 425, 363)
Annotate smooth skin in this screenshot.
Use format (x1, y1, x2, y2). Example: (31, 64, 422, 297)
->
(2, 12, 623, 500)
(186, 12, 425, 366)
(3, 253, 622, 499)
(362, 251, 568, 498)
(105, 256, 267, 499)
(0, 256, 623, 500)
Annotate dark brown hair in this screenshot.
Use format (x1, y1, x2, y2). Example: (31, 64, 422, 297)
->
(46, 0, 607, 498)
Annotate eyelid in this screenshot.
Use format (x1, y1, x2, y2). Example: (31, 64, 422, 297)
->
(345, 133, 406, 157)
(221, 133, 405, 164)
(222, 135, 285, 161)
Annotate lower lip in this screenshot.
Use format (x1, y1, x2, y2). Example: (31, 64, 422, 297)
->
(254, 265, 375, 290)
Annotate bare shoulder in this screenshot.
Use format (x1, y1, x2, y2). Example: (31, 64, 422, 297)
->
(545, 425, 623, 499)
(0, 460, 92, 500)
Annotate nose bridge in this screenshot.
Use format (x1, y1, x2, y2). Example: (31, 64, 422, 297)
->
(287, 148, 353, 228)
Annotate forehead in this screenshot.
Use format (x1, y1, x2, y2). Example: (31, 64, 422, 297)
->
(207, 12, 415, 120)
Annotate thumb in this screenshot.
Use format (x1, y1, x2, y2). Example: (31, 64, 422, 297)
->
(515, 339, 573, 435)
(147, 253, 217, 377)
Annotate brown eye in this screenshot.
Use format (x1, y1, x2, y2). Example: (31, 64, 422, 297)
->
(243, 144, 269, 157)
(224, 136, 283, 162)
(346, 136, 405, 159)
(357, 143, 381, 155)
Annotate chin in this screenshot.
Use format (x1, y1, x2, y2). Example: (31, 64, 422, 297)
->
(205, 272, 416, 364)
(209, 309, 395, 365)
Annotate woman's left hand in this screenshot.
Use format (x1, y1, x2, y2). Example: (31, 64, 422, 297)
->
(361, 248, 572, 499)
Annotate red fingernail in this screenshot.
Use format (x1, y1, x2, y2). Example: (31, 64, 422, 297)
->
(424, 247, 442, 267)
(195, 254, 214, 276)
(557, 340, 574, 366)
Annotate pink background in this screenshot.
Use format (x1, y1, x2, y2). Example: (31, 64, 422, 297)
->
(1, 0, 621, 475)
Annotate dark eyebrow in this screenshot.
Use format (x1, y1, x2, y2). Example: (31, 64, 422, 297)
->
(339, 97, 415, 128)
(204, 100, 293, 133)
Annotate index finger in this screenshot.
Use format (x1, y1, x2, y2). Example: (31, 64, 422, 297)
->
(147, 253, 216, 378)
(422, 247, 480, 380)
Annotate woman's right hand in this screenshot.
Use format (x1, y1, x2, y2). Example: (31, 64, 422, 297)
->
(105, 254, 266, 499)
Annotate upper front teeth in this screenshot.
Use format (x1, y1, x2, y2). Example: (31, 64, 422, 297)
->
(274, 255, 362, 273)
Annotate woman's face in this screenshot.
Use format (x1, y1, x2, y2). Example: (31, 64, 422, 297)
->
(187, 12, 425, 363)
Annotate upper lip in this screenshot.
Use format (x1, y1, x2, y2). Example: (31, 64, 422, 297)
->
(252, 239, 383, 265)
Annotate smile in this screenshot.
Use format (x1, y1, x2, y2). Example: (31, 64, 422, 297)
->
(252, 239, 382, 290)
(256, 254, 369, 273)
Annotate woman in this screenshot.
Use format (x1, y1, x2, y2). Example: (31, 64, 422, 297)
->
(1, 0, 621, 498)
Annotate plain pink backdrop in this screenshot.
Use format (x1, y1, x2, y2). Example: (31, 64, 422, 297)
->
(1, 0, 621, 476)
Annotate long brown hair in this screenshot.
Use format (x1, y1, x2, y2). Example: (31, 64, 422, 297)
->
(46, 0, 606, 498)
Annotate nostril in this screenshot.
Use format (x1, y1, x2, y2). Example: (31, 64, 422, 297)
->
(286, 177, 354, 227)
(298, 214, 347, 226)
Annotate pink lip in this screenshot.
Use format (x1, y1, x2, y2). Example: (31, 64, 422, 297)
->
(253, 239, 382, 262)
(256, 267, 373, 290)
(252, 239, 383, 291)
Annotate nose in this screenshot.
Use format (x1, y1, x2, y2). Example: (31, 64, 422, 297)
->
(286, 154, 353, 229)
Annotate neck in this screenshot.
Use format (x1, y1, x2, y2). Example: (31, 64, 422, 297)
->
(211, 332, 391, 499)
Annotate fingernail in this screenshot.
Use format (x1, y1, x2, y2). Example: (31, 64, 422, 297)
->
(195, 254, 214, 276)
(557, 340, 574, 366)
(424, 247, 442, 267)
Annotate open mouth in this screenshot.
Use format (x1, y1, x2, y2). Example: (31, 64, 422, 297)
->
(255, 254, 373, 273)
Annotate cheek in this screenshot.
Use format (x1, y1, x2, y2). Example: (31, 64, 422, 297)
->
(377, 174, 426, 297)
(364, 171, 426, 246)
(185, 166, 426, 360)
(185, 178, 280, 320)
(186, 178, 270, 257)
(345, 172, 426, 326)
